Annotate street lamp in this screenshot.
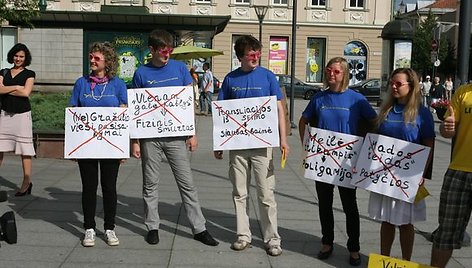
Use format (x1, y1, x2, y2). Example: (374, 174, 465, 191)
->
(38, 0, 47, 12)
(253, 5, 268, 65)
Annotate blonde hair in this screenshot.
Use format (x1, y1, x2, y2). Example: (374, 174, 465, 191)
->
(89, 42, 118, 78)
(323, 57, 350, 90)
(376, 68, 421, 127)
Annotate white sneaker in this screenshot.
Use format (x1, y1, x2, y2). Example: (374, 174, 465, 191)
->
(105, 229, 120, 246)
(82, 228, 96, 247)
(266, 244, 282, 256)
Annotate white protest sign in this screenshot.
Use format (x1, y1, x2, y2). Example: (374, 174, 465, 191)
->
(212, 96, 279, 150)
(127, 86, 195, 138)
(303, 127, 364, 188)
(351, 133, 431, 203)
(64, 107, 130, 159)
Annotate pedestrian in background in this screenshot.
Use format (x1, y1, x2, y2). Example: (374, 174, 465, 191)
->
(368, 68, 435, 260)
(70, 42, 127, 247)
(199, 62, 213, 115)
(444, 76, 453, 100)
(131, 29, 218, 247)
(430, 76, 445, 111)
(298, 56, 376, 266)
(214, 35, 289, 256)
(431, 83, 472, 268)
(0, 43, 36, 197)
(190, 66, 200, 110)
(422, 75, 432, 109)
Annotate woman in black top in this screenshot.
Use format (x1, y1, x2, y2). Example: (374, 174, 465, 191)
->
(0, 43, 36, 196)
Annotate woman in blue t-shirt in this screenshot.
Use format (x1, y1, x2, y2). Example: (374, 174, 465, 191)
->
(369, 68, 435, 260)
(69, 42, 127, 248)
(298, 57, 377, 266)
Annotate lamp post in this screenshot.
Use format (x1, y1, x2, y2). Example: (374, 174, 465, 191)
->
(253, 5, 268, 65)
(38, 0, 47, 12)
(289, 0, 297, 128)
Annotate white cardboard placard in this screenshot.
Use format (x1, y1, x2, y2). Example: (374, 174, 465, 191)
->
(127, 86, 195, 138)
(303, 127, 364, 188)
(64, 107, 130, 159)
(351, 133, 430, 203)
(212, 96, 279, 150)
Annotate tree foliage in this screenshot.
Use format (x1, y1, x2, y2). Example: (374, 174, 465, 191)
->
(411, 11, 450, 78)
(0, 0, 40, 28)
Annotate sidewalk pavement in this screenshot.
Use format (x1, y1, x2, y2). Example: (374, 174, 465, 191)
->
(0, 99, 471, 268)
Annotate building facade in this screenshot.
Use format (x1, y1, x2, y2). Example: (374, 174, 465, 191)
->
(0, 0, 394, 90)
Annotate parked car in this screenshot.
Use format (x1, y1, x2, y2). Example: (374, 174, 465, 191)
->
(275, 74, 322, 100)
(196, 72, 221, 93)
(350, 78, 381, 103)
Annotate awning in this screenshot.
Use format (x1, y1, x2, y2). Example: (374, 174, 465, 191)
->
(27, 6, 230, 35)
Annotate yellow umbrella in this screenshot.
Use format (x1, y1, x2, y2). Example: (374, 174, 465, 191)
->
(170, 45, 224, 60)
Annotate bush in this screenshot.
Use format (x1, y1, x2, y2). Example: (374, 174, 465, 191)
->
(30, 91, 71, 131)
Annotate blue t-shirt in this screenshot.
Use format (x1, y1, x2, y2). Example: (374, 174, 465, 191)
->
(132, 60, 193, 88)
(378, 104, 435, 143)
(217, 66, 283, 101)
(301, 89, 377, 135)
(70, 76, 127, 107)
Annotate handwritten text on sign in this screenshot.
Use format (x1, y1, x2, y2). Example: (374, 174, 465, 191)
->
(351, 133, 430, 203)
(64, 107, 130, 159)
(127, 86, 195, 138)
(212, 96, 279, 151)
(367, 253, 433, 268)
(303, 127, 364, 188)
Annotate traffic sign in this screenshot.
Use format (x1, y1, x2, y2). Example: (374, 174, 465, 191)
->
(430, 51, 438, 63)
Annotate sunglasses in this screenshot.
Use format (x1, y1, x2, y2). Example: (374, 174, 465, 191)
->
(390, 80, 410, 88)
(158, 47, 174, 56)
(89, 54, 104, 62)
(325, 68, 342, 75)
(244, 51, 261, 60)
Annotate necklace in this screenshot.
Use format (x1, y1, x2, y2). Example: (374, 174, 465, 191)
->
(91, 83, 107, 101)
(393, 104, 403, 114)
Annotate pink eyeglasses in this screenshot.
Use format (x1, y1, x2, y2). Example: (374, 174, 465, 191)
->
(89, 54, 104, 62)
(244, 51, 261, 60)
(158, 47, 174, 56)
(390, 80, 410, 88)
(325, 68, 342, 75)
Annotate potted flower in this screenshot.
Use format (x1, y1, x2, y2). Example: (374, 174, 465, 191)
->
(431, 99, 450, 121)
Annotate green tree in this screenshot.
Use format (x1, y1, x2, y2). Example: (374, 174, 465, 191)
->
(411, 11, 449, 78)
(0, 0, 40, 28)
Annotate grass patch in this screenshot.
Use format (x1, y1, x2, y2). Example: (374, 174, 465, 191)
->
(30, 91, 71, 131)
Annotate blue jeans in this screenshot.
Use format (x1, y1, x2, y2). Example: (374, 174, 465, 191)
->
(199, 92, 213, 114)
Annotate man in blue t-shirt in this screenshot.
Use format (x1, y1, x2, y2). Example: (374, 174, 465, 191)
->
(131, 29, 218, 247)
(214, 35, 290, 257)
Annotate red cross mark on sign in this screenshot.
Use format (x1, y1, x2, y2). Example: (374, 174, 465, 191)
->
(354, 135, 426, 198)
(131, 87, 187, 124)
(213, 98, 273, 147)
(67, 108, 128, 156)
(305, 131, 360, 168)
